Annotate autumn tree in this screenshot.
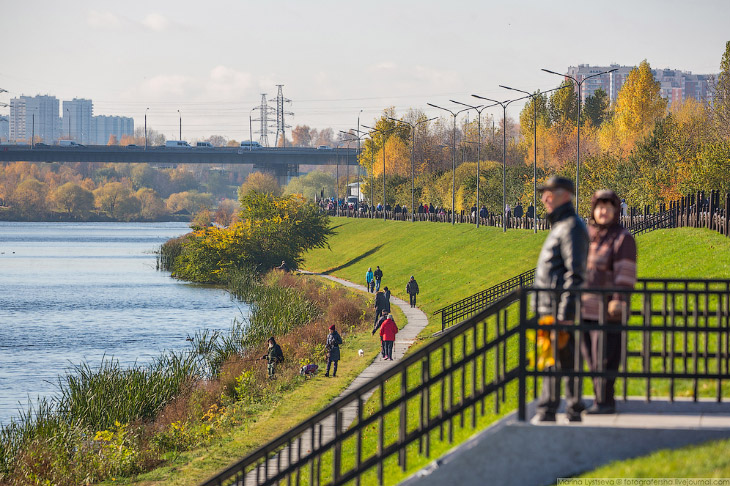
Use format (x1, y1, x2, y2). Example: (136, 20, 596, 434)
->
(204, 135, 228, 147)
(107, 135, 119, 146)
(712, 41, 730, 140)
(53, 182, 94, 214)
(166, 190, 214, 214)
(291, 125, 313, 147)
(94, 182, 129, 216)
(11, 178, 49, 215)
(284, 170, 336, 200)
(612, 60, 667, 145)
(582, 88, 609, 127)
(237, 172, 282, 198)
(548, 81, 579, 126)
(135, 187, 167, 219)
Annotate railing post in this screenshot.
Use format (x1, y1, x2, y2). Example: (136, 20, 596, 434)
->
(518, 288, 528, 421)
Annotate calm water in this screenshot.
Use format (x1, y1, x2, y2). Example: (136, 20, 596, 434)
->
(0, 222, 244, 426)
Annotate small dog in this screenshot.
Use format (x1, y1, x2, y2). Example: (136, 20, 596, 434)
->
(299, 363, 319, 378)
(358, 349, 364, 357)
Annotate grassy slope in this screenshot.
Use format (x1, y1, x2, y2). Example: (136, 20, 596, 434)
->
(304, 218, 546, 335)
(125, 223, 730, 484)
(117, 302, 406, 486)
(303, 219, 730, 481)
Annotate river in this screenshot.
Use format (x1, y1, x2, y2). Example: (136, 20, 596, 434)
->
(0, 222, 244, 426)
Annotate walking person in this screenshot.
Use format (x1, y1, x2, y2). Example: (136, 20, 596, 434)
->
(373, 266, 383, 292)
(372, 309, 389, 358)
(383, 286, 391, 313)
(534, 176, 589, 422)
(581, 190, 637, 414)
(324, 324, 343, 377)
(406, 276, 419, 308)
(366, 267, 374, 293)
(379, 314, 398, 360)
(374, 289, 388, 326)
(261, 337, 284, 379)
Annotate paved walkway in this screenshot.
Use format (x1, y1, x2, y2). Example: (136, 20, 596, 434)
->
(402, 397, 730, 486)
(239, 272, 429, 485)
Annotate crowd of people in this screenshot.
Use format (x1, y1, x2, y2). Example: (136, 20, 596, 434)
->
(533, 176, 637, 422)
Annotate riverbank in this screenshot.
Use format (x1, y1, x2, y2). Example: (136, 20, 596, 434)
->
(0, 266, 378, 485)
(0, 206, 191, 223)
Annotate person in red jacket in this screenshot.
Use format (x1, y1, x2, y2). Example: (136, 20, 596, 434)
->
(379, 314, 398, 360)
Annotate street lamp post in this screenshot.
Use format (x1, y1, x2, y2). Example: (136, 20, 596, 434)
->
(66, 108, 71, 140)
(386, 116, 437, 221)
(500, 84, 573, 232)
(472, 94, 530, 232)
(541, 67, 617, 215)
(427, 103, 471, 224)
(177, 109, 182, 141)
(449, 101, 500, 227)
(362, 124, 396, 221)
(144, 108, 149, 150)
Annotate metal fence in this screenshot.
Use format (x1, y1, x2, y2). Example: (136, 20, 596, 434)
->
(434, 268, 535, 332)
(320, 189, 730, 238)
(200, 278, 730, 486)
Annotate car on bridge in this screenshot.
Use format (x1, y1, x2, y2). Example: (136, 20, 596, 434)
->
(240, 140, 262, 150)
(317, 145, 332, 150)
(195, 141, 214, 148)
(166, 140, 192, 148)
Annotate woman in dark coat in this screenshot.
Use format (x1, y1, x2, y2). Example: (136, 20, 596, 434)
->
(581, 189, 637, 414)
(325, 324, 343, 377)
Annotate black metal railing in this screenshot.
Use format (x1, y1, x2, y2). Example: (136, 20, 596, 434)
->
(627, 207, 677, 235)
(434, 268, 535, 332)
(517, 279, 730, 419)
(201, 278, 730, 486)
(200, 293, 522, 486)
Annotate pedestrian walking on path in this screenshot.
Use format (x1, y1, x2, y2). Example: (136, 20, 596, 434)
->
(372, 309, 389, 358)
(324, 324, 343, 377)
(581, 189, 637, 415)
(374, 290, 388, 326)
(379, 314, 398, 360)
(365, 267, 374, 293)
(373, 266, 383, 291)
(383, 286, 391, 312)
(406, 276, 419, 308)
(534, 176, 589, 423)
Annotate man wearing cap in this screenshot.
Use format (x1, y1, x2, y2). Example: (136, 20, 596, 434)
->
(406, 276, 419, 308)
(534, 176, 589, 422)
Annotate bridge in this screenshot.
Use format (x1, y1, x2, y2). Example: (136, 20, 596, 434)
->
(0, 145, 360, 183)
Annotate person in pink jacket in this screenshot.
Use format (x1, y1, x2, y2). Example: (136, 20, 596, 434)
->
(379, 314, 398, 360)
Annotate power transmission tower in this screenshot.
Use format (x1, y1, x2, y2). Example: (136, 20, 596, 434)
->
(272, 85, 293, 147)
(252, 93, 275, 147)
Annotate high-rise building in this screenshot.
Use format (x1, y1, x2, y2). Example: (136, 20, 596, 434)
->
(92, 115, 134, 145)
(565, 64, 716, 105)
(0, 116, 8, 142)
(9, 95, 60, 143)
(62, 98, 93, 144)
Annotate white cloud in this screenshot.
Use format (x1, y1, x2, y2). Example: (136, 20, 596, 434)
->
(142, 13, 170, 32)
(203, 66, 254, 100)
(139, 74, 192, 98)
(87, 10, 123, 30)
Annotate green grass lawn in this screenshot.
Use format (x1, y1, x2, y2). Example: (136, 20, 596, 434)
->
(123, 222, 730, 485)
(301, 219, 730, 483)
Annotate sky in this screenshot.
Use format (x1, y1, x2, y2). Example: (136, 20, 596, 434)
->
(1, 0, 728, 142)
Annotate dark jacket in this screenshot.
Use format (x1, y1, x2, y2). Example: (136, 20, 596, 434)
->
(375, 291, 388, 312)
(513, 204, 524, 218)
(266, 343, 284, 364)
(384, 289, 391, 312)
(372, 314, 388, 335)
(406, 279, 419, 295)
(326, 331, 343, 361)
(373, 268, 383, 281)
(534, 201, 589, 321)
(582, 190, 637, 322)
